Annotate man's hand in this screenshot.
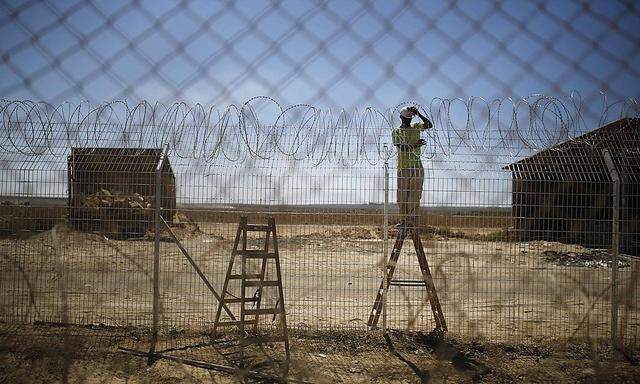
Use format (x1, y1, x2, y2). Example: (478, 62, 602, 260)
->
(413, 107, 433, 130)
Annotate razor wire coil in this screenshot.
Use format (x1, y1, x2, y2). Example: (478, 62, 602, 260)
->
(1, 95, 639, 165)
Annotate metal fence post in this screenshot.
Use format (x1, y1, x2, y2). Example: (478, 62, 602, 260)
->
(382, 144, 390, 333)
(603, 149, 620, 348)
(149, 143, 169, 363)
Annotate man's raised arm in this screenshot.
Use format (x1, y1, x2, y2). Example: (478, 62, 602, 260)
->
(409, 106, 432, 130)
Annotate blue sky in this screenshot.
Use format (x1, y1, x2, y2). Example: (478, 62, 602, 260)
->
(1, 0, 639, 111)
(1, 1, 639, 206)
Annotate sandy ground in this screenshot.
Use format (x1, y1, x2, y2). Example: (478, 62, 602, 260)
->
(0, 221, 639, 344)
(1, 324, 639, 384)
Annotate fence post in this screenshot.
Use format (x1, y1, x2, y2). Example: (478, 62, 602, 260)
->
(382, 144, 390, 333)
(149, 143, 169, 363)
(602, 149, 619, 348)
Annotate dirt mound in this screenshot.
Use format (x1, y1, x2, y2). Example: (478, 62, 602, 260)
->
(143, 211, 204, 241)
(80, 189, 152, 211)
(386, 225, 467, 240)
(335, 227, 380, 239)
(542, 248, 631, 268)
(290, 226, 381, 240)
(171, 212, 203, 235)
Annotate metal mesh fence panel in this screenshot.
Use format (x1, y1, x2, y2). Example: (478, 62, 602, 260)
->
(1, 0, 640, 382)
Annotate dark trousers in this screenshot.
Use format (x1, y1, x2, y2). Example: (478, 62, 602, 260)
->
(397, 167, 424, 225)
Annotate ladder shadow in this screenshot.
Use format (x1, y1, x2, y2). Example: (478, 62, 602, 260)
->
(384, 333, 430, 383)
(414, 329, 493, 381)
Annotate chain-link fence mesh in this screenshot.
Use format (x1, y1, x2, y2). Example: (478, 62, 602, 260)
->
(2, 1, 639, 110)
(1, 0, 640, 382)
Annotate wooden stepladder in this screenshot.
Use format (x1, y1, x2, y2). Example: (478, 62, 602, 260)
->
(213, 216, 290, 372)
(368, 224, 447, 331)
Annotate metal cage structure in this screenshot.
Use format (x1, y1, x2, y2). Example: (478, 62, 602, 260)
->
(505, 117, 640, 256)
(68, 147, 176, 237)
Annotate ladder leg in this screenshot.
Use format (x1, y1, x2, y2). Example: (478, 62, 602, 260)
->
(213, 217, 290, 373)
(270, 217, 290, 372)
(213, 218, 244, 334)
(252, 228, 271, 331)
(240, 224, 248, 367)
(412, 230, 447, 331)
(368, 227, 408, 327)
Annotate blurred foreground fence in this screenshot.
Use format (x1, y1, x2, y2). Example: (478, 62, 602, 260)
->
(0, 96, 638, 349)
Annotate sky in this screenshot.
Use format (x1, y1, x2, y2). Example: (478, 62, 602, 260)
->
(1, 0, 639, 206)
(1, 0, 639, 109)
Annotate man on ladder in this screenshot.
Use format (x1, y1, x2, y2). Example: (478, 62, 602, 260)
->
(392, 106, 432, 228)
(367, 105, 445, 332)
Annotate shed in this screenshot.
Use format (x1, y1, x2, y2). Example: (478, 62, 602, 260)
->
(504, 118, 639, 256)
(68, 147, 176, 237)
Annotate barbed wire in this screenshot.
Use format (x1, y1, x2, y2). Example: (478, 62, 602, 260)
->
(1, 95, 638, 165)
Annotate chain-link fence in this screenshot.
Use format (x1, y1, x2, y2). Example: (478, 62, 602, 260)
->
(2, 1, 639, 110)
(1, 0, 640, 382)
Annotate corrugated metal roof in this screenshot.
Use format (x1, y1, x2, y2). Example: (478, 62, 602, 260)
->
(69, 147, 172, 174)
(504, 118, 640, 182)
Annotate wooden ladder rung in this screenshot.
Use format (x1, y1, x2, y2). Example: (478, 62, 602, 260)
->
(238, 251, 278, 259)
(229, 274, 263, 279)
(214, 217, 289, 364)
(244, 254, 276, 259)
(244, 280, 280, 287)
(223, 297, 258, 303)
(245, 224, 272, 231)
(368, 226, 447, 331)
(389, 279, 426, 287)
(244, 307, 282, 315)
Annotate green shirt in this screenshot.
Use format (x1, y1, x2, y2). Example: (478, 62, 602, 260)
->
(392, 122, 428, 169)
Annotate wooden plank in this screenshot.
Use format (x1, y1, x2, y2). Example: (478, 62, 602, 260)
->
(229, 274, 263, 279)
(223, 297, 258, 304)
(389, 279, 426, 286)
(234, 250, 277, 258)
(245, 224, 271, 231)
(244, 307, 282, 315)
(244, 280, 280, 287)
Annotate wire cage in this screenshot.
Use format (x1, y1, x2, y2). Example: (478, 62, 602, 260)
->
(505, 118, 640, 256)
(68, 147, 176, 238)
